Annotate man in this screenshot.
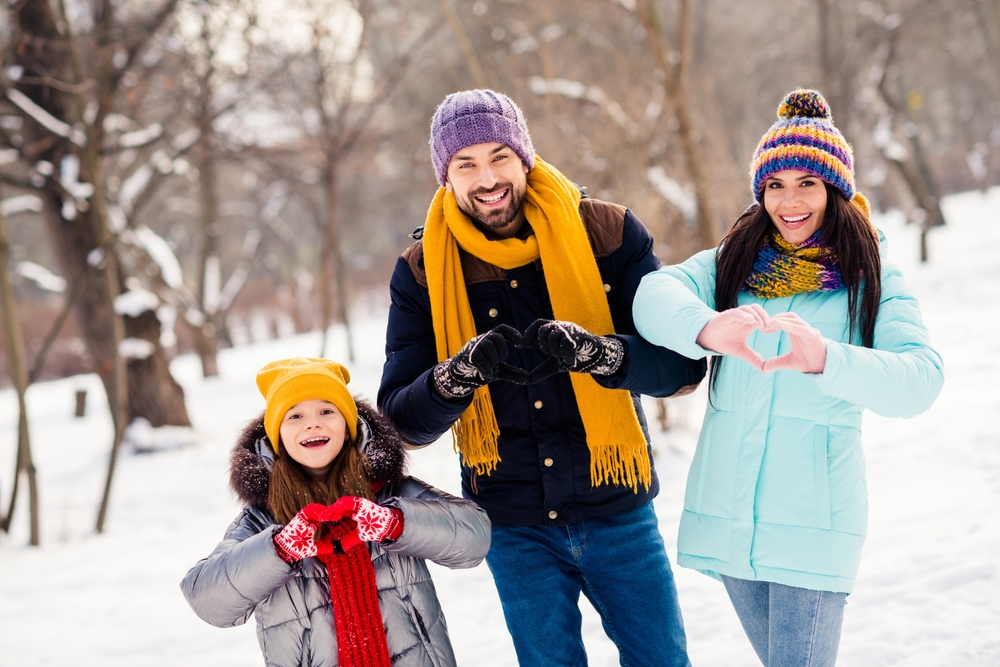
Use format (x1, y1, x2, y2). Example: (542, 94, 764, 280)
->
(377, 89, 705, 667)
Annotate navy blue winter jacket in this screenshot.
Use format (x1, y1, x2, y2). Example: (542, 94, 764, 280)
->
(377, 197, 706, 527)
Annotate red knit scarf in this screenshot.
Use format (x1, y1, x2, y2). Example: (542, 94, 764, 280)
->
(301, 505, 391, 667)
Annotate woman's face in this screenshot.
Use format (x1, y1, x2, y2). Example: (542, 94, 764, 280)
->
(763, 169, 828, 245)
(279, 399, 347, 478)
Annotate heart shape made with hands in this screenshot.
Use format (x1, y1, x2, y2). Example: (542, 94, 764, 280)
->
(696, 305, 827, 374)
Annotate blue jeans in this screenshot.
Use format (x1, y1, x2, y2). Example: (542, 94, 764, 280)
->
(721, 575, 847, 667)
(486, 502, 690, 667)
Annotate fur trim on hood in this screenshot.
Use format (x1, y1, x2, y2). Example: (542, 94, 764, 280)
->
(229, 398, 407, 508)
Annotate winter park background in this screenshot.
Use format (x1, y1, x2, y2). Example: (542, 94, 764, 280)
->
(0, 189, 998, 666)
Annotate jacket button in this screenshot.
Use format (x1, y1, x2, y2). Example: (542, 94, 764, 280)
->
(544, 457, 553, 467)
(548, 510, 558, 519)
(488, 308, 498, 318)
(510, 279, 519, 288)
(604, 283, 611, 293)
(534, 400, 543, 409)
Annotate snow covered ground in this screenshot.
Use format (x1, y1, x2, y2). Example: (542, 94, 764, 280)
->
(1, 188, 998, 666)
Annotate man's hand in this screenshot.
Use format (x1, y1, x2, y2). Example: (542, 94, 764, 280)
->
(433, 324, 529, 398)
(523, 319, 624, 377)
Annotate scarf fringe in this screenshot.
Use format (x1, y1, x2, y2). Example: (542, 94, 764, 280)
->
(588, 402, 652, 492)
(450, 386, 501, 476)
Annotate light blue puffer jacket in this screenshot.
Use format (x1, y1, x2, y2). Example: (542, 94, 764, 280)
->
(633, 238, 943, 593)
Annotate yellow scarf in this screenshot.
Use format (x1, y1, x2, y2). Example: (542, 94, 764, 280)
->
(422, 157, 651, 492)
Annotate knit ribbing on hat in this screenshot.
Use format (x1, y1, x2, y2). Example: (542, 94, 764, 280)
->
(750, 89, 855, 202)
(429, 89, 535, 186)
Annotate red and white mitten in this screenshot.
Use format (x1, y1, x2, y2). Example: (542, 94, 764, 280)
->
(273, 504, 331, 563)
(329, 496, 404, 551)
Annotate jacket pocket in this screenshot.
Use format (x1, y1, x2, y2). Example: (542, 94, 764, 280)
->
(814, 426, 832, 530)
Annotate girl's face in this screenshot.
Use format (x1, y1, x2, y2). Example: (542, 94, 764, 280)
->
(763, 169, 828, 245)
(279, 399, 347, 478)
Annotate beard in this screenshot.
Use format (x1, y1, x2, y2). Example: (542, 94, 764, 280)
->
(456, 180, 527, 232)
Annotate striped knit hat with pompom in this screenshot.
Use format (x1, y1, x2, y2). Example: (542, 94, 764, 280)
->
(750, 89, 857, 205)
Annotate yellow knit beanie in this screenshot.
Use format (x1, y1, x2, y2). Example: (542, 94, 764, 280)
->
(256, 357, 358, 453)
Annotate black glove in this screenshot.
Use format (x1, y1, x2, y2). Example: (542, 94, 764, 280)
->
(523, 319, 624, 380)
(432, 324, 529, 399)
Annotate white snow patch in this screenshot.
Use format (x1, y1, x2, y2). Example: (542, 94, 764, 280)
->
(123, 417, 197, 453)
(134, 225, 184, 289)
(118, 337, 156, 360)
(0, 194, 43, 216)
(16, 261, 66, 292)
(114, 288, 160, 317)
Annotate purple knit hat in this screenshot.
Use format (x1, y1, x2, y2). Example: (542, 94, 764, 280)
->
(429, 90, 535, 186)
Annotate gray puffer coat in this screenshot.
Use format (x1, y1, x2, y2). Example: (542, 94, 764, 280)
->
(180, 400, 491, 667)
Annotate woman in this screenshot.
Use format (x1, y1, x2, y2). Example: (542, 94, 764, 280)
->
(181, 357, 491, 667)
(633, 90, 943, 666)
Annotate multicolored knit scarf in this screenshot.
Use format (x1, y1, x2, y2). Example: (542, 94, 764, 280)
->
(743, 229, 845, 299)
(301, 505, 391, 667)
(421, 156, 651, 492)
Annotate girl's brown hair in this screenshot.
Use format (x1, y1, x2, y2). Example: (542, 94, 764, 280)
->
(709, 181, 882, 393)
(267, 431, 375, 525)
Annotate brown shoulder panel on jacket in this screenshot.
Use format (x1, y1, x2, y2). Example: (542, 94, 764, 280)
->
(402, 241, 428, 288)
(401, 240, 505, 287)
(579, 198, 626, 258)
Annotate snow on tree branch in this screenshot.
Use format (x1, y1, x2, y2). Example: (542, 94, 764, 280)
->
(647, 166, 696, 223)
(0, 194, 43, 216)
(118, 123, 164, 149)
(528, 76, 639, 136)
(114, 287, 160, 317)
(5, 89, 87, 146)
(15, 261, 66, 293)
(133, 225, 184, 289)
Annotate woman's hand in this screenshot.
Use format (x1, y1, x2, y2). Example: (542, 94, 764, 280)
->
(695, 304, 769, 370)
(761, 312, 828, 374)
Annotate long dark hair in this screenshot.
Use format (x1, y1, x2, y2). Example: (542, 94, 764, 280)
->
(267, 433, 375, 525)
(709, 181, 881, 392)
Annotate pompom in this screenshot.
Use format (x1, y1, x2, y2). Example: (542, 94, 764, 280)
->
(777, 89, 831, 120)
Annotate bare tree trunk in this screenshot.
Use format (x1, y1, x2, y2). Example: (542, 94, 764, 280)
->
(816, 0, 853, 137)
(0, 184, 40, 545)
(192, 19, 222, 378)
(194, 145, 220, 377)
(124, 310, 191, 426)
(638, 0, 718, 250)
(873, 26, 946, 262)
(319, 157, 355, 361)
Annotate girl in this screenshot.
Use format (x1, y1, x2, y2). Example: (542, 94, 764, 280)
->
(181, 357, 491, 667)
(633, 90, 943, 666)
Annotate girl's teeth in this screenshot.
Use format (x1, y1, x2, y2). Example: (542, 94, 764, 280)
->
(783, 213, 809, 223)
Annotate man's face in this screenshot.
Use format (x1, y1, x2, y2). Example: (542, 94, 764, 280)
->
(445, 142, 530, 238)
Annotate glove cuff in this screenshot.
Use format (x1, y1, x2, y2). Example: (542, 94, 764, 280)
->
(590, 336, 625, 376)
(382, 508, 404, 542)
(273, 531, 302, 564)
(433, 361, 477, 399)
